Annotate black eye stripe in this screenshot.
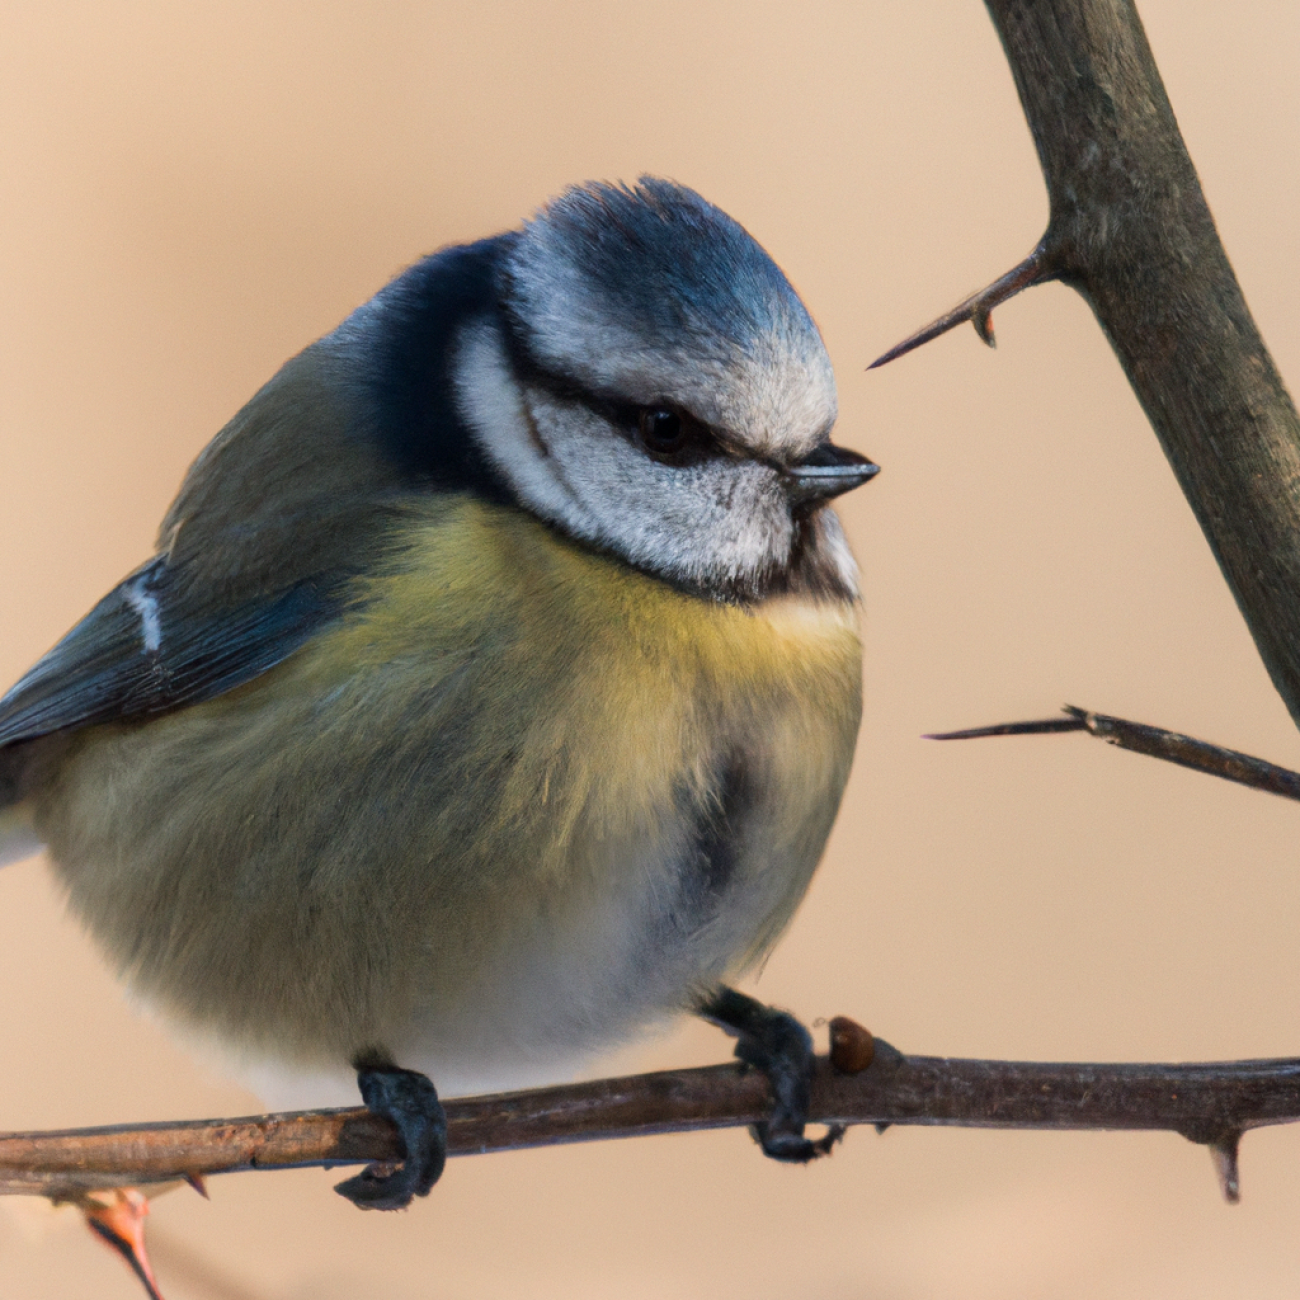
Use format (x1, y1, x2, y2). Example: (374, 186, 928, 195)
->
(498, 322, 645, 428)
(498, 322, 724, 467)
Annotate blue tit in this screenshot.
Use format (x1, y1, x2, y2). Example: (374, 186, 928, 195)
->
(0, 178, 877, 1208)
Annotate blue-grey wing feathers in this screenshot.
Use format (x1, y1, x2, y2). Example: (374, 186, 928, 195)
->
(0, 558, 339, 749)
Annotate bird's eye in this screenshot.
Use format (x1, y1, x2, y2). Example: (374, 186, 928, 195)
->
(637, 407, 695, 461)
(639, 409, 685, 454)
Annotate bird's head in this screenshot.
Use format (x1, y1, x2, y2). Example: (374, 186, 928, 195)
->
(356, 179, 877, 601)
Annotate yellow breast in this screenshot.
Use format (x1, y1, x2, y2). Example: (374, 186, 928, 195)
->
(39, 496, 863, 1071)
(323, 495, 863, 867)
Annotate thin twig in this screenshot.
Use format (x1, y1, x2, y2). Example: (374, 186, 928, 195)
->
(5, 1038, 1300, 1203)
(928, 705, 1300, 800)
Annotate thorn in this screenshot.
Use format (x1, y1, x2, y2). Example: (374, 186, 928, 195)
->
(829, 1016, 875, 1074)
(184, 1172, 209, 1199)
(867, 240, 1053, 369)
(82, 1188, 165, 1300)
(925, 716, 1087, 741)
(874, 1122, 891, 1135)
(1209, 1131, 1243, 1204)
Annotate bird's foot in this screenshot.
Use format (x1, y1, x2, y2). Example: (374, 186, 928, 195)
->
(699, 986, 844, 1163)
(334, 1064, 447, 1210)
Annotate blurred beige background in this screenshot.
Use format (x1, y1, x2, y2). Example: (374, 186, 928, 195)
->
(2, 2, 1299, 1296)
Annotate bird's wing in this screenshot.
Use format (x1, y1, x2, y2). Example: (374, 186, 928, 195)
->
(0, 328, 426, 752)
(0, 556, 344, 749)
(0, 244, 502, 753)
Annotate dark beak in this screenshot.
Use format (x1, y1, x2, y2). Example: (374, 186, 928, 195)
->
(784, 443, 880, 506)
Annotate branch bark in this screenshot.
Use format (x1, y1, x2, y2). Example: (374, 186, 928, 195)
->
(6, 1040, 1299, 1204)
(929, 705, 1300, 800)
(876, 0, 1300, 727)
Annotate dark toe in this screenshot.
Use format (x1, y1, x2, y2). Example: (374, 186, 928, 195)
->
(335, 1066, 446, 1210)
(750, 1119, 847, 1163)
(700, 986, 841, 1163)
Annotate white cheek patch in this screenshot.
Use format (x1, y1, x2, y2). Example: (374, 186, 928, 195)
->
(453, 321, 602, 540)
(525, 396, 794, 589)
(453, 319, 813, 595)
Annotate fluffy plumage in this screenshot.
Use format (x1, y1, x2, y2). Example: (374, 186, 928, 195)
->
(35, 500, 860, 1097)
(0, 179, 869, 1105)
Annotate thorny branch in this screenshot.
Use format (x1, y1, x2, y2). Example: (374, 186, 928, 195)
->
(875, 0, 1300, 728)
(856, 0, 1300, 1211)
(858, 0, 1300, 1204)
(929, 706, 1300, 802)
(5, 1027, 1299, 1207)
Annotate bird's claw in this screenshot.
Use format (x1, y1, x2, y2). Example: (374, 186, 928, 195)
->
(700, 986, 842, 1163)
(335, 1065, 446, 1210)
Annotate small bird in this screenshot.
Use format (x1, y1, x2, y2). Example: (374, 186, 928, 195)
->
(0, 179, 877, 1208)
